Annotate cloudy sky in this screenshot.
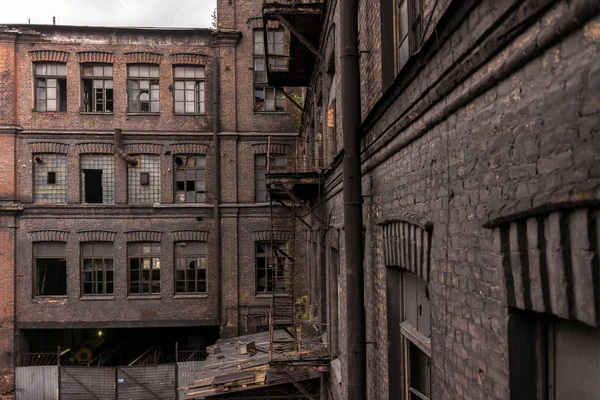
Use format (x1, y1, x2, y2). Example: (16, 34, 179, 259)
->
(2, 0, 216, 28)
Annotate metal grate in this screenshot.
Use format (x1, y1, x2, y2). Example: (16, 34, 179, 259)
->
(33, 153, 67, 203)
(81, 154, 114, 204)
(128, 155, 161, 204)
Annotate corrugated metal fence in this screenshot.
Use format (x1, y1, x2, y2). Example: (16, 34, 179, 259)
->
(16, 363, 198, 400)
(15, 366, 59, 400)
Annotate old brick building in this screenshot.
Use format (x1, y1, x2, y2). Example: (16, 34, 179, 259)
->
(258, 0, 599, 399)
(0, 0, 309, 395)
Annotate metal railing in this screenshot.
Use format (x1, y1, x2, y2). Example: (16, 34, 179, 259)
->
(19, 352, 59, 367)
(177, 349, 208, 362)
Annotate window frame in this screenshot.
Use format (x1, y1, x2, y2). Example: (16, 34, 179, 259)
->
(33, 153, 68, 204)
(33, 62, 67, 112)
(80, 64, 114, 113)
(395, 0, 423, 73)
(81, 242, 114, 296)
(33, 242, 67, 297)
(174, 241, 208, 294)
(126, 64, 160, 114)
(254, 153, 286, 202)
(173, 154, 206, 203)
(173, 66, 206, 115)
(127, 154, 161, 204)
(128, 242, 161, 295)
(255, 241, 287, 294)
(253, 29, 286, 113)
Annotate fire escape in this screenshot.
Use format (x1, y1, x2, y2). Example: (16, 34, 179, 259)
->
(263, 0, 328, 373)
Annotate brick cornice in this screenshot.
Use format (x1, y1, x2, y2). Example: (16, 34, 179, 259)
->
(215, 30, 242, 47)
(170, 143, 208, 155)
(76, 143, 114, 154)
(29, 230, 69, 242)
(77, 51, 115, 64)
(252, 230, 291, 242)
(77, 230, 116, 242)
(252, 142, 289, 155)
(169, 53, 208, 65)
(29, 142, 69, 154)
(124, 143, 162, 155)
(125, 231, 162, 242)
(29, 50, 69, 62)
(123, 52, 162, 64)
(172, 231, 209, 242)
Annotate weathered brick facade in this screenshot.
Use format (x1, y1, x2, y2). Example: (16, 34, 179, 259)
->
(298, 0, 599, 399)
(0, 2, 305, 395)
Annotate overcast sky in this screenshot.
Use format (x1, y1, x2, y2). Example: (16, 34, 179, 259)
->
(2, 0, 216, 28)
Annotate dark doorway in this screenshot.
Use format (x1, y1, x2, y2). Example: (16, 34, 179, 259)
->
(84, 169, 103, 203)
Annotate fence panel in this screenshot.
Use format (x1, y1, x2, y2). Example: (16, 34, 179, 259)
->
(61, 366, 116, 399)
(117, 364, 176, 400)
(177, 361, 204, 400)
(15, 366, 58, 400)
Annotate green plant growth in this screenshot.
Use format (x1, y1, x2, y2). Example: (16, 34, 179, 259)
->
(210, 8, 221, 34)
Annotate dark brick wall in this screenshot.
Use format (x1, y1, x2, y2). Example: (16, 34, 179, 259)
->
(302, 0, 600, 399)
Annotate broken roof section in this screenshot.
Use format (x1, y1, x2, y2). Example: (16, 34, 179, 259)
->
(184, 327, 328, 399)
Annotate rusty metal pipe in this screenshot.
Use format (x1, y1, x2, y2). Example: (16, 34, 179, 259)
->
(114, 129, 138, 166)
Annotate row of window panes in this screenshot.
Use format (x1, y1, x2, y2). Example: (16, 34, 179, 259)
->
(33, 241, 207, 296)
(34, 153, 284, 204)
(252, 29, 287, 112)
(33, 153, 206, 205)
(34, 63, 205, 114)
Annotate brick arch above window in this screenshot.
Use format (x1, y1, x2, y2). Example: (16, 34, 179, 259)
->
(124, 143, 162, 155)
(77, 51, 114, 63)
(487, 205, 600, 327)
(169, 53, 208, 66)
(252, 143, 289, 155)
(172, 231, 208, 242)
(29, 230, 69, 242)
(125, 231, 162, 243)
(29, 142, 69, 154)
(76, 143, 114, 154)
(170, 143, 208, 155)
(379, 215, 433, 282)
(246, 17, 281, 30)
(123, 52, 162, 64)
(77, 230, 116, 242)
(29, 50, 70, 62)
(252, 230, 291, 242)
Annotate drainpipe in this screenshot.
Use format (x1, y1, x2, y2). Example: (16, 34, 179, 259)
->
(340, 0, 366, 399)
(212, 57, 222, 326)
(113, 129, 138, 166)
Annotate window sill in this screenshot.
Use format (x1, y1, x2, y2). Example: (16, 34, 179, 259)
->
(33, 111, 67, 114)
(253, 111, 288, 115)
(173, 113, 205, 116)
(255, 293, 290, 299)
(126, 112, 161, 116)
(32, 296, 67, 304)
(80, 112, 114, 116)
(80, 295, 115, 301)
(127, 294, 162, 300)
(174, 293, 208, 299)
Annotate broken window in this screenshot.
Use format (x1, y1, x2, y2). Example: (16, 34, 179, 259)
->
(34, 242, 67, 296)
(127, 64, 160, 113)
(128, 242, 161, 294)
(81, 64, 114, 113)
(81, 154, 114, 204)
(34, 63, 67, 112)
(253, 29, 285, 112)
(174, 155, 206, 203)
(81, 242, 114, 295)
(33, 153, 67, 203)
(174, 241, 207, 293)
(255, 154, 286, 202)
(255, 241, 287, 293)
(173, 66, 205, 114)
(395, 0, 423, 72)
(127, 154, 161, 204)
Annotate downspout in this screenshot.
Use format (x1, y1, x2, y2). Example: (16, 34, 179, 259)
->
(212, 57, 222, 327)
(113, 129, 138, 166)
(340, 0, 366, 399)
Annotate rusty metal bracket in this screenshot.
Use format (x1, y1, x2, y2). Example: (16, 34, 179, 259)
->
(281, 187, 328, 227)
(275, 200, 313, 229)
(273, 14, 323, 61)
(282, 371, 317, 400)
